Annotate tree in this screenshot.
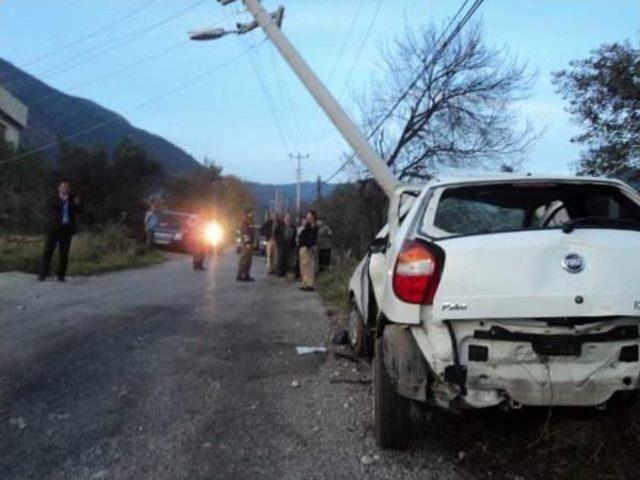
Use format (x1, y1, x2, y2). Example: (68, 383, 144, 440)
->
(165, 164, 223, 214)
(109, 140, 164, 218)
(553, 40, 640, 176)
(56, 142, 112, 225)
(358, 22, 536, 180)
(315, 180, 387, 257)
(0, 141, 50, 232)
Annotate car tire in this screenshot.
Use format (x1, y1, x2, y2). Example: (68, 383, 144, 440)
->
(373, 334, 411, 449)
(348, 300, 373, 357)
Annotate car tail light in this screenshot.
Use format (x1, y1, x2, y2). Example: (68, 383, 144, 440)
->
(392, 239, 441, 304)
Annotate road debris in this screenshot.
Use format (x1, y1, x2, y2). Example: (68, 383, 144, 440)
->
(9, 417, 26, 429)
(334, 351, 362, 363)
(329, 378, 371, 385)
(291, 380, 300, 388)
(360, 454, 375, 465)
(295, 346, 327, 354)
(331, 330, 349, 345)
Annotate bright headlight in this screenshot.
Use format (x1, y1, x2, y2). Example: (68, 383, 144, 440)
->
(205, 222, 223, 246)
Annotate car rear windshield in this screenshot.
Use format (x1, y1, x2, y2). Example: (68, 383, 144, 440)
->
(426, 182, 640, 238)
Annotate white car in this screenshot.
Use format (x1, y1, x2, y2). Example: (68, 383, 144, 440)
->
(348, 174, 640, 448)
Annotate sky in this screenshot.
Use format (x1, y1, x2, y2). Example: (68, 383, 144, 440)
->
(1, 0, 639, 184)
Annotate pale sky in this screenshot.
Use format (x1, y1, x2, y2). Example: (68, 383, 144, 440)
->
(1, 0, 639, 183)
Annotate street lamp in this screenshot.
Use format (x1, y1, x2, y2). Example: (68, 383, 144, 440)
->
(188, 6, 284, 41)
(188, 27, 235, 41)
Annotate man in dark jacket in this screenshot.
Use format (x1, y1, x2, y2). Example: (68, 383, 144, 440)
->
(277, 213, 297, 277)
(38, 178, 81, 282)
(237, 210, 255, 282)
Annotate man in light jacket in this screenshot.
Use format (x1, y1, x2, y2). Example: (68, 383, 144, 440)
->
(298, 210, 318, 291)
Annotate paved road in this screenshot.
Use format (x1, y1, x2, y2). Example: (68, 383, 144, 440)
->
(0, 253, 461, 480)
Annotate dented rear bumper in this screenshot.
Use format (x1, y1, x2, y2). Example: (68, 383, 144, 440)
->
(384, 318, 640, 409)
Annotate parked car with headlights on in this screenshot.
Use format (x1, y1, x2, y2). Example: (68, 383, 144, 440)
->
(152, 211, 197, 252)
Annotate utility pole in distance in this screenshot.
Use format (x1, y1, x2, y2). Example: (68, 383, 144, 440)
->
(290, 152, 309, 219)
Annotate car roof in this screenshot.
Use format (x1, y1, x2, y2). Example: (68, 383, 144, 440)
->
(423, 173, 629, 189)
(160, 211, 196, 217)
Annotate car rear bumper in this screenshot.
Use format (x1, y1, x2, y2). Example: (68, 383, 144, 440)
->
(153, 231, 184, 247)
(407, 318, 640, 409)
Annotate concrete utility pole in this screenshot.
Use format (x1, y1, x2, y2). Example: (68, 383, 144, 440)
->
(289, 152, 309, 218)
(207, 0, 399, 198)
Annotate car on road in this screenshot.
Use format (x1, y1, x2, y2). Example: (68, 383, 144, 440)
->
(152, 211, 197, 252)
(348, 174, 640, 448)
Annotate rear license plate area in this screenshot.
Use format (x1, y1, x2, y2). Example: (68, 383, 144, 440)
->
(532, 337, 580, 356)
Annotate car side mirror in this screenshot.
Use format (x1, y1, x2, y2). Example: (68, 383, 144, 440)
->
(370, 237, 387, 254)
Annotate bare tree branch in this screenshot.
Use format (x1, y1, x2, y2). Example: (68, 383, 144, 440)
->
(359, 21, 538, 180)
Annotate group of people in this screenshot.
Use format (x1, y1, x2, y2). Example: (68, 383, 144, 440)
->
(236, 209, 332, 292)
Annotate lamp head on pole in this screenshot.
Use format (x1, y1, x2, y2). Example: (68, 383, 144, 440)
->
(188, 27, 229, 41)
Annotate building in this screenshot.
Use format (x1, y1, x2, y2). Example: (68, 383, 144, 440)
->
(0, 85, 28, 147)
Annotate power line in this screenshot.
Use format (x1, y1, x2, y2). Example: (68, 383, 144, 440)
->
(324, 0, 484, 183)
(231, 6, 293, 161)
(6, 0, 214, 89)
(313, 0, 383, 142)
(0, 40, 266, 167)
(27, 39, 190, 107)
(340, 0, 384, 95)
(268, 44, 302, 157)
(326, 0, 368, 86)
(300, 0, 366, 141)
(15, 0, 159, 70)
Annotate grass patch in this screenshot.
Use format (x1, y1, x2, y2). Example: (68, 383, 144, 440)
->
(316, 256, 359, 311)
(0, 225, 165, 276)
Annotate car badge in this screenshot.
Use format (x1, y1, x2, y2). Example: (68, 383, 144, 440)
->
(562, 253, 584, 274)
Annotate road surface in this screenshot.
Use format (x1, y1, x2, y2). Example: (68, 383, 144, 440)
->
(0, 253, 461, 480)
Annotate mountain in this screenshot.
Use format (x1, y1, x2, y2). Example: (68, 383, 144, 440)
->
(247, 181, 338, 215)
(0, 58, 200, 173)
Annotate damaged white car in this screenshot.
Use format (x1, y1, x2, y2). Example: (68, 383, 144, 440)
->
(348, 175, 640, 448)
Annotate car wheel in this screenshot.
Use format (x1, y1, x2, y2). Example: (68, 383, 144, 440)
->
(348, 300, 373, 357)
(373, 334, 410, 449)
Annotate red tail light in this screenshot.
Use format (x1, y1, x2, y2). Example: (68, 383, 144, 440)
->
(392, 239, 441, 305)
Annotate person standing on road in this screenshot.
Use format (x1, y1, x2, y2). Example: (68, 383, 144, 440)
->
(294, 216, 306, 280)
(278, 213, 297, 277)
(237, 210, 255, 282)
(260, 212, 281, 275)
(143, 204, 158, 248)
(38, 178, 81, 282)
(317, 218, 333, 273)
(298, 210, 318, 291)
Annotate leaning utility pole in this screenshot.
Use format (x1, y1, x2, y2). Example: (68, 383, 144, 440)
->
(290, 152, 309, 218)
(213, 0, 399, 198)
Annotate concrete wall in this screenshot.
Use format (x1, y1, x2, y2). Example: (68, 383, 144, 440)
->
(0, 85, 28, 147)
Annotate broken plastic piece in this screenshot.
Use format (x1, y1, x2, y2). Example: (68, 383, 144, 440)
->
(295, 346, 327, 355)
